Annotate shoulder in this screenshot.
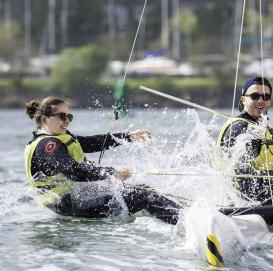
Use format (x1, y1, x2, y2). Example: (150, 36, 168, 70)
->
(228, 114, 250, 130)
(222, 118, 249, 139)
(229, 119, 249, 130)
(36, 137, 64, 155)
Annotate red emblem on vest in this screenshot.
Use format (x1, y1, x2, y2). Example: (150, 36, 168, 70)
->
(44, 141, 59, 154)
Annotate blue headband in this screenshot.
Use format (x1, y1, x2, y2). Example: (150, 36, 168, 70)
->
(242, 77, 272, 95)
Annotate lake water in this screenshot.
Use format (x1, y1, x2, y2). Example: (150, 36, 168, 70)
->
(1, 108, 273, 271)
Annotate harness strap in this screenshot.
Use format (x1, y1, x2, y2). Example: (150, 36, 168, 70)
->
(64, 137, 75, 147)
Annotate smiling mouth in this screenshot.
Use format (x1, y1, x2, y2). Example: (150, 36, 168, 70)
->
(256, 105, 264, 111)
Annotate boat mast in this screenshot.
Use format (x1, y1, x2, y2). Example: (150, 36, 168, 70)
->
(161, 0, 169, 56)
(107, 0, 115, 60)
(48, 0, 56, 52)
(4, 0, 11, 40)
(61, 0, 69, 50)
(172, 0, 180, 61)
(24, 0, 32, 59)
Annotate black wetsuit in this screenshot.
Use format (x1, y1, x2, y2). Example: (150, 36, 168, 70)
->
(30, 131, 182, 224)
(220, 113, 273, 204)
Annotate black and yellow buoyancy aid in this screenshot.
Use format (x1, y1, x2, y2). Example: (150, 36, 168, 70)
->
(216, 117, 273, 172)
(24, 133, 85, 206)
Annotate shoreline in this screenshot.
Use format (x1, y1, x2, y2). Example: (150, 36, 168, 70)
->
(0, 76, 248, 109)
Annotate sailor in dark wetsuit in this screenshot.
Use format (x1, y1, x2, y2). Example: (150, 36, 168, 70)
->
(217, 76, 273, 204)
(25, 96, 183, 224)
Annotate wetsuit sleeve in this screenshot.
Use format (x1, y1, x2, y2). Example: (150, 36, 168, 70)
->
(76, 132, 131, 153)
(32, 137, 115, 182)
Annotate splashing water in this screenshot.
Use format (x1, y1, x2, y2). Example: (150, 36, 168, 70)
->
(1, 108, 273, 270)
(107, 108, 273, 266)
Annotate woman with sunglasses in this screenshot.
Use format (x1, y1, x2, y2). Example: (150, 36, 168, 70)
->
(217, 76, 273, 204)
(24, 96, 183, 223)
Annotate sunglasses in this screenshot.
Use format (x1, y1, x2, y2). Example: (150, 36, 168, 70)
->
(244, 92, 271, 101)
(50, 112, 73, 122)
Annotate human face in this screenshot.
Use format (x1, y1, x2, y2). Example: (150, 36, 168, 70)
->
(42, 103, 71, 135)
(242, 84, 271, 119)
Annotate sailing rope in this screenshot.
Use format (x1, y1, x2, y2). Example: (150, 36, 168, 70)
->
(114, 0, 148, 119)
(98, 0, 148, 164)
(226, 0, 246, 157)
(258, 0, 273, 204)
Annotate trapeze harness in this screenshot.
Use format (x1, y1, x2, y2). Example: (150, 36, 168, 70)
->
(25, 133, 85, 207)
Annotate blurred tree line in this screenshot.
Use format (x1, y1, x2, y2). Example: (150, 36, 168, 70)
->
(0, 0, 272, 62)
(0, 0, 273, 107)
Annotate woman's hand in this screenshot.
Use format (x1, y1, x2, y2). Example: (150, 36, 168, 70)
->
(115, 168, 132, 181)
(130, 130, 151, 142)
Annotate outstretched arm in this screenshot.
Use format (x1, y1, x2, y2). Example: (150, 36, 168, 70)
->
(76, 130, 151, 153)
(76, 132, 131, 153)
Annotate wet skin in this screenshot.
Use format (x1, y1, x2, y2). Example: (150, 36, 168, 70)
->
(242, 84, 272, 119)
(42, 103, 71, 135)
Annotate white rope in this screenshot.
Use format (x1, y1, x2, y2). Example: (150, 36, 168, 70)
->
(98, 0, 148, 163)
(231, 0, 246, 118)
(121, 0, 148, 89)
(133, 170, 273, 179)
(259, 0, 273, 204)
(230, 194, 273, 217)
(259, 0, 265, 82)
(226, 0, 246, 158)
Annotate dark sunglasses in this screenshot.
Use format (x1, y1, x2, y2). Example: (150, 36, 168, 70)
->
(50, 112, 73, 122)
(244, 92, 271, 101)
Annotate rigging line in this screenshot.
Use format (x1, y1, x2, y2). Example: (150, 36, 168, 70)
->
(129, 183, 192, 203)
(229, 194, 273, 217)
(132, 183, 272, 218)
(139, 85, 230, 119)
(130, 184, 256, 209)
(228, 189, 269, 217)
(230, 0, 245, 118)
(133, 170, 273, 179)
(114, 0, 148, 119)
(258, 0, 273, 204)
(226, 0, 246, 157)
(98, 0, 148, 164)
(259, 0, 265, 83)
(232, 190, 268, 215)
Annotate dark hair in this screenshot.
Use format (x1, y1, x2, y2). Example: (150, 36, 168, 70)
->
(25, 96, 68, 128)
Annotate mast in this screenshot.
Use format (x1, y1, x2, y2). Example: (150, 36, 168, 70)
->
(249, 0, 258, 57)
(137, 5, 146, 59)
(24, 0, 32, 58)
(172, 0, 180, 61)
(107, 0, 115, 60)
(48, 0, 56, 52)
(4, 0, 11, 40)
(161, 0, 169, 56)
(61, 0, 69, 49)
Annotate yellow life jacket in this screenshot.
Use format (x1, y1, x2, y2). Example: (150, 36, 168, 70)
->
(24, 133, 85, 207)
(216, 117, 273, 172)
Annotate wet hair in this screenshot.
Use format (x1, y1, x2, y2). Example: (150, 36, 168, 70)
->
(25, 96, 68, 128)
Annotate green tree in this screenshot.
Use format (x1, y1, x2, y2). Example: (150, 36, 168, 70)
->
(0, 21, 22, 61)
(51, 44, 107, 93)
